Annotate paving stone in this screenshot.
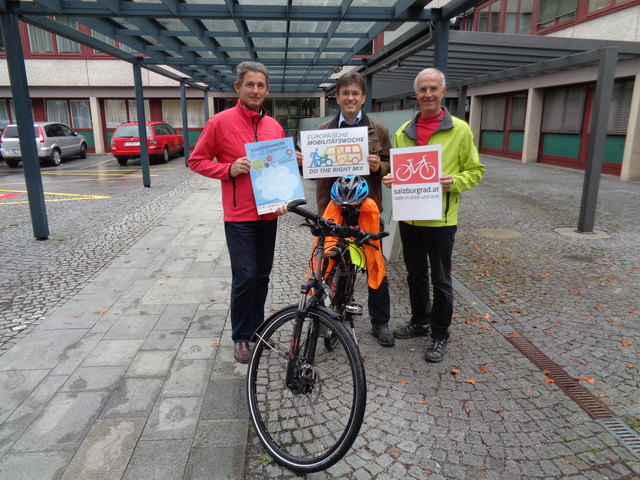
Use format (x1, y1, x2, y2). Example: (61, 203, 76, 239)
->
(121, 439, 191, 480)
(0, 451, 72, 480)
(100, 377, 163, 419)
(141, 396, 202, 440)
(11, 391, 110, 452)
(60, 418, 145, 480)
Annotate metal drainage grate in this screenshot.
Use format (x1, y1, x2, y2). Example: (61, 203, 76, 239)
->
(597, 418, 640, 458)
(506, 334, 615, 419)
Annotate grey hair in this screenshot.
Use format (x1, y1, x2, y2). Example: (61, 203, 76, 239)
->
(414, 68, 446, 91)
(236, 61, 270, 85)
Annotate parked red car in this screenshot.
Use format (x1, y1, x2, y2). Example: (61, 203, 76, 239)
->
(111, 121, 184, 166)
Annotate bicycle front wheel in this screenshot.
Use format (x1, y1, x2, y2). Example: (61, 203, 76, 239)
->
(247, 306, 366, 473)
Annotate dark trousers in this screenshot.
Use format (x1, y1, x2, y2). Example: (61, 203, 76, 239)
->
(224, 220, 278, 342)
(368, 276, 390, 328)
(399, 222, 457, 341)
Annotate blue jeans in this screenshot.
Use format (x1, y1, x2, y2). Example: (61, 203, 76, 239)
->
(224, 220, 278, 342)
(399, 222, 457, 341)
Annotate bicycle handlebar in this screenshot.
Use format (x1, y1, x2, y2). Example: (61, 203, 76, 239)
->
(287, 199, 389, 245)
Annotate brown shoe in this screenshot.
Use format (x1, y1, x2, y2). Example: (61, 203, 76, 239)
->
(234, 341, 251, 363)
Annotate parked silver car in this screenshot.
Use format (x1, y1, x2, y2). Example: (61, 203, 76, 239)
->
(0, 121, 87, 168)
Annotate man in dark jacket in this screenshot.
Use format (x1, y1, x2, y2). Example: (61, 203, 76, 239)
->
(315, 72, 395, 347)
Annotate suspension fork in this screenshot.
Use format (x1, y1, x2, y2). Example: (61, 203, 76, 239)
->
(285, 283, 321, 389)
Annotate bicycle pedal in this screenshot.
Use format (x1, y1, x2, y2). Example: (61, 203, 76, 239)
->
(345, 303, 363, 315)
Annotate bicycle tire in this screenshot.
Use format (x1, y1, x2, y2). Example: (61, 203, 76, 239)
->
(247, 305, 367, 473)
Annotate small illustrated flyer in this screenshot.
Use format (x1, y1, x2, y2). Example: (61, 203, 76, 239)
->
(245, 137, 305, 215)
(390, 144, 442, 221)
(300, 126, 369, 178)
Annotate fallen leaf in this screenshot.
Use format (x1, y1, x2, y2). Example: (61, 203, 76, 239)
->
(399, 379, 408, 385)
(626, 363, 634, 369)
(466, 378, 477, 384)
(451, 369, 461, 375)
(619, 339, 632, 346)
(419, 400, 429, 405)
(543, 369, 552, 376)
(211, 342, 220, 347)
(165, 275, 172, 278)
(583, 376, 595, 384)
(544, 378, 555, 384)
(524, 388, 532, 393)
(479, 365, 492, 374)
(361, 354, 368, 359)
(209, 299, 216, 302)
(507, 332, 518, 338)
(598, 393, 609, 398)
(97, 310, 107, 315)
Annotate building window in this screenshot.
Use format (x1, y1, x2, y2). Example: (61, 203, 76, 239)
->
(537, 0, 578, 29)
(45, 99, 92, 129)
(505, 0, 533, 33)
(55, 17, 81, 53)
(0, 100, 13, 129)
(127, 100, 151, 123)
(70, 100, 93, 129)
(47, 100, 70, 125)
(26, 18, 80, 54)
(162, 100, 205, 128)
(542, 85, 586, 134)
(477, 1, 501, 32)
(27, 24, 53, 53)
(605, 78, 634, 134)
(105, 100, 128, 128)
(481, 95, 506, 130)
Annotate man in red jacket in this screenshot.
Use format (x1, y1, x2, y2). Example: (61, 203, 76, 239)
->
(188, 61, 287, 363)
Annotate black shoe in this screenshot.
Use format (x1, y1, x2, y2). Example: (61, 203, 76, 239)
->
(424, 338, 448, 363)
(393, 322, 430, 339)
(372, 327, 395, 347)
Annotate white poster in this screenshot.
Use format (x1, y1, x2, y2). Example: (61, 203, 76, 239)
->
(390, 144, 442, 221)
(300, 127, 370, 178)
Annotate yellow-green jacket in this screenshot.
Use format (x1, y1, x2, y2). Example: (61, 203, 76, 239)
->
(393, 108, 485, 227)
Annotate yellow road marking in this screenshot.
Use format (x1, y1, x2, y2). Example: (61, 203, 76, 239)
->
(0, 189, 110, 204)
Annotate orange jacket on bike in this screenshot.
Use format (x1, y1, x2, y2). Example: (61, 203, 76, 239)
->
(316, 198, 386, 289)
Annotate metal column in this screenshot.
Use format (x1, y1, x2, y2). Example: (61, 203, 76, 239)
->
(132, 61, 151, 187)
(1, 12, 49, 239)
(203, 89, 210, 120)
(181, 81, 190, 165)
(457, 85, 467, 120)
(365, 68, 373, 113)
(577, 47, 618, 233)
(432, 9, 450, 75)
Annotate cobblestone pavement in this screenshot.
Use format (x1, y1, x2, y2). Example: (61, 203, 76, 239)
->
(0, 158, 202, 353)
(247, 156, 640, 479)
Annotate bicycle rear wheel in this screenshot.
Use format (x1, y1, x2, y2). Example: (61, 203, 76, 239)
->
(247, 306, 366, 473)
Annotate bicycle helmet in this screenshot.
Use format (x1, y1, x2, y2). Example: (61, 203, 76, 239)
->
(330, 174, 369, 206)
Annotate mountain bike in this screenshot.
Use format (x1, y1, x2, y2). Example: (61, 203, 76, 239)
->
(247, 199, 388, 473)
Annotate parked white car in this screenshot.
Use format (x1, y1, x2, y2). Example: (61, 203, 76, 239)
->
(1, 121, 87, 167)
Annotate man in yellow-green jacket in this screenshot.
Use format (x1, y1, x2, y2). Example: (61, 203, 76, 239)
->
(383, 67, 485, 363)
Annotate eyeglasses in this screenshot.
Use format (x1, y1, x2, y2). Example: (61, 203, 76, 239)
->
(338, 91, 363, 98)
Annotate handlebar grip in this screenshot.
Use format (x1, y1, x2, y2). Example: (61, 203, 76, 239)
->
(287, 199, 318, 221)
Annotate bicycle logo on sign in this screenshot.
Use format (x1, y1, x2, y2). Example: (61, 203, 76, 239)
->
(395, 154, 437, 183)
(309, 144, 363, 168)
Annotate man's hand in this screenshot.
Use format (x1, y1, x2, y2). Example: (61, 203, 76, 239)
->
(382, 174, 394, 188)
(440, 174, 455, 191)
(274, 205, 288, 216)
(296, 151, 304, 167)
(368, 154, 382, 173)
(229, 156, 251, 177)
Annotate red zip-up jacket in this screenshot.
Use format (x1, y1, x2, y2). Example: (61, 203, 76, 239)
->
(188, 99, 285, 222)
